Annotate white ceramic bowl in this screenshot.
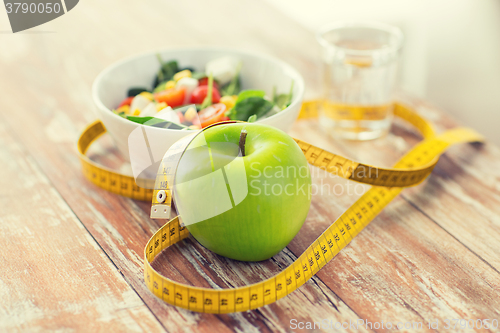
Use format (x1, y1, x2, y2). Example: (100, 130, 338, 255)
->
(92, 47, 305, 161)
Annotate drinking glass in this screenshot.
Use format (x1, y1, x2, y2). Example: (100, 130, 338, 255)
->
(316, 21, 404, 140)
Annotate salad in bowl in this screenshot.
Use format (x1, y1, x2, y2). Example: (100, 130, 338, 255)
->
(113, 55, 294, 130)
(92, 47, 304, 160)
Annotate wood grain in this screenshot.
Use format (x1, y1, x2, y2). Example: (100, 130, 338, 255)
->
(0, 0, 499, 332)
(0, 121, 165, 332)
(1, 62, 368, 333)
(288, 100, 500, 332)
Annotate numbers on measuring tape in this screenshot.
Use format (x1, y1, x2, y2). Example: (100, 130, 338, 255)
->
(143, 125, 481, 313)
(76, 103, 483, 314)
(76, 106, 449, 205)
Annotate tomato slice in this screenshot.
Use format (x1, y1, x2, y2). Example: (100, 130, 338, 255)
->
(198, 103, 227, 128)
(198, 77, 219, 90)
(118, 96, 134, 108)
(190, 85, 221, 105)
(154, 88, 186, 107)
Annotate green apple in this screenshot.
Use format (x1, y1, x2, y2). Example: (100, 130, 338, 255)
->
(174, 122, 311, 261)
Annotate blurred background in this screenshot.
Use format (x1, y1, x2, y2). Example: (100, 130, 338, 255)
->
(267, 0, 500, 144)
(1, 0, 499, 144)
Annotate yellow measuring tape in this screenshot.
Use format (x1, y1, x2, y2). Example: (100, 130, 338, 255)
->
(78, 121, 155, 201)
(77, 101, 483, 314)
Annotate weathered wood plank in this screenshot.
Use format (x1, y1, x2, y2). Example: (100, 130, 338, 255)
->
(1, 77, 369, 333)
(295, 95, 500, 273)
(0, 0, 364, 332)
(1, 0, 500, 331)
(316, 198, 500, 332)
(0, 121, 166, 332)
(0, 0, 368, 330)
(403, 99, 500, 273)
(288, 104, 500, 332)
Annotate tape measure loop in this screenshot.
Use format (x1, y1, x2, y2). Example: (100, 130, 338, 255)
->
(77, 100, 484, 313)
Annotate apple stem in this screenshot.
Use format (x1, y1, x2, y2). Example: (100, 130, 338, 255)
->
(239, 129, 248, 157)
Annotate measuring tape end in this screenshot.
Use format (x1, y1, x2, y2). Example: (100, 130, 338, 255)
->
(151, 204, 171, 219)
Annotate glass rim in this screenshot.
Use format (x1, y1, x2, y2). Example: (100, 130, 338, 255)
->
(316, 21, 404, 56)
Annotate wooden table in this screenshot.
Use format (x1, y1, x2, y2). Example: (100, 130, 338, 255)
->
(1, 0, 500, 332)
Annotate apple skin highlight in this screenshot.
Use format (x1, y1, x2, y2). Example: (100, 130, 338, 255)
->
(174, 123, 312, 261)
